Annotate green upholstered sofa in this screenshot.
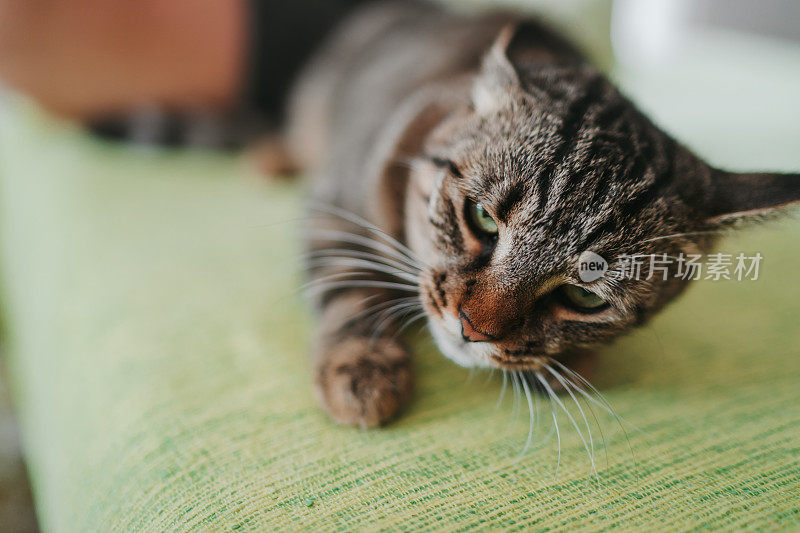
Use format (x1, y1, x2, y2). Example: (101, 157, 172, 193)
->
(1, 20, 799, 533)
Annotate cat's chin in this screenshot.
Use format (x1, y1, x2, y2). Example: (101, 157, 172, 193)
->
(427, 314, 496, 369)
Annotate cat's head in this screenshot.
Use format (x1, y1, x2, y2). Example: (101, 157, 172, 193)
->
(391, 25, 800, 370)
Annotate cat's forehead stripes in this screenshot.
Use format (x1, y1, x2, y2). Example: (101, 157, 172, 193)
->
(492, 181, 527, 223)
(531, 75, 607, 210)
(454, 76, 687, 264)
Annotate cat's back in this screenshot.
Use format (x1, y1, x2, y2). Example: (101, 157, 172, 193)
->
(286, 2, 512, 176)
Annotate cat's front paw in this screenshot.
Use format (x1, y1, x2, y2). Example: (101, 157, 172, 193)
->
(314, 337, 414, 428)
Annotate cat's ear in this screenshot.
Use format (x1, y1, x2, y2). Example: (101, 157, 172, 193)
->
(705, 170, 800, 226)
(472, 24, 521, 115)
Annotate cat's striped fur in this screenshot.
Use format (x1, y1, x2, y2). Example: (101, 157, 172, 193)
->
(280, 1, 800, 427)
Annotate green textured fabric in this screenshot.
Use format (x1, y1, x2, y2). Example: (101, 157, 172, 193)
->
(2, 37, 800, 533)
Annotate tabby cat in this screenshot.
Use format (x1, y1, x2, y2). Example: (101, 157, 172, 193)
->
(276, 2, 800, 427)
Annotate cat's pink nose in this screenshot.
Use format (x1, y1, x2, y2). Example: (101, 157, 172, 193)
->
(459, 309, 494, 343)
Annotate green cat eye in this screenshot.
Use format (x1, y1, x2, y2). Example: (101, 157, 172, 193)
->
(466, 200, 499, 236)
(559, 284, 607, 312)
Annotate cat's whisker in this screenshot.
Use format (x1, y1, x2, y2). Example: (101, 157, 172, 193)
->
(373, 299, 422, 327)
(604, 229, 728, 257)
(544, 366, 601, 488)
(547, 359, 639, 475)
(307, 201, 406, 246)
(299, 270, 416, 292)
(518, 370, 536, 458)
(367, 312, 406, 347)
(536, 372, 562, 484)
(546, 365, 624, 426)
(511, 370, 524, 429)
(527, 373, 540, 434)
(274, 217, 422, 275)
(637, 229, 726, 245)
(465, 367, 476, 384)
(346, 296, 421, 324)
(600, 229, 730, 269)
(307, 228, 424, 271)
(536, 372, 600, 486)
(306, 258, 415, 278)
(305, 279, 420, 296)
(546, 365, 610, 473)
(527, 372, 552, 442)
(307, 202, 428, 268)
(544, 367, 596, 459)
(305, 248, 420, 276)
(546, 360, 617, 415)
(394, 310, 428, 337)
(305, 224, 417, 258)
(483, 367, 496, 387)
(306, 257, 419, 283)
(373, 307, 424, 346)
(368, 301, 423, 344)
(305, 243, 421, 269)
(512, 371, 520, 421)
(496, 370, 508, 409)
(347, 293, 383, 315)
(305, 242, 423, 284)
(548, 360, 638, 432)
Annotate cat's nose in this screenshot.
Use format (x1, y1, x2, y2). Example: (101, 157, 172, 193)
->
(459, 309, 496, 343)
(458, 294, 521, 342)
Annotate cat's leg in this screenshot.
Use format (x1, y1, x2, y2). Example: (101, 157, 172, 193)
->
(312, 290, 415, 428)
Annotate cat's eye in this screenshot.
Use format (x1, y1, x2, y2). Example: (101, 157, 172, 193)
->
(466, 200, 499, 237)
(558, 284, 608, 312)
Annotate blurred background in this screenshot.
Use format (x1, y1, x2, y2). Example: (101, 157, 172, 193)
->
(0, 1, 798, 530)
(1, 0, 798, 150)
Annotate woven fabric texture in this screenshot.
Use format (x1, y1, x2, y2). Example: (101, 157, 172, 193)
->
(2, 35, 800, 530)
